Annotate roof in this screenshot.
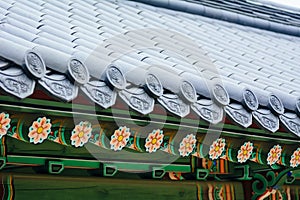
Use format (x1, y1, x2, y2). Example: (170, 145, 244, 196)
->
(0, 0, 300, 137)
(134, 0, 300, 36)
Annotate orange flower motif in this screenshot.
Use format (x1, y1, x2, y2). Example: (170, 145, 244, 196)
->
(28, 117, 51, 144)
(209, 138, 226, 160)
(267, 145, 282, 165)
(110, 126, 131, 151)
(290, 148, 300, 168)
(178, 134, 197, 157)
(70, 121, 92, 147)
(145, 129, 164, 153)
(0, 113, 11, 139)
(237, 142, 254, 163)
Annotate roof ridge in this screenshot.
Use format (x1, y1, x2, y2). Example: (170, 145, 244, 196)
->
(128, 0, 300, 37)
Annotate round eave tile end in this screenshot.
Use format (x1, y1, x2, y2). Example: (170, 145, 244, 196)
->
(212, 84, 230, 106)
(106, 65, 127, 90)
(180, 80, 197, 103)
(269, 94, 284, 115)
(24, 50, 46, 79)
(145, 73, 163, 97)
(68, 59, 90, 85)
(243, 89, 259, 111)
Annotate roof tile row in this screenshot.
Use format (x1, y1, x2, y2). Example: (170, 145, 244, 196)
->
(0, 0, 300, 137)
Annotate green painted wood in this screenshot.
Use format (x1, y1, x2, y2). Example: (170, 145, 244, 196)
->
(13, 175, 198, 200)
(6, 155, 191, 175)
(5, 138, 190, 165)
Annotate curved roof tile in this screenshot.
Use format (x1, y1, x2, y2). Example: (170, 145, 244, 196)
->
(0, 0, 300, 136)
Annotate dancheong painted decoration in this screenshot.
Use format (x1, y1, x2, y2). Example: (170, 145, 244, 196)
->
(1, 0, 300, 199)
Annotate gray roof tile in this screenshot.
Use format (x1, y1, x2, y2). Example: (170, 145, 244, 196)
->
(1, 0, 300, 135)
(0, 66, 36, 98)
(0, 1, 12, 10)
